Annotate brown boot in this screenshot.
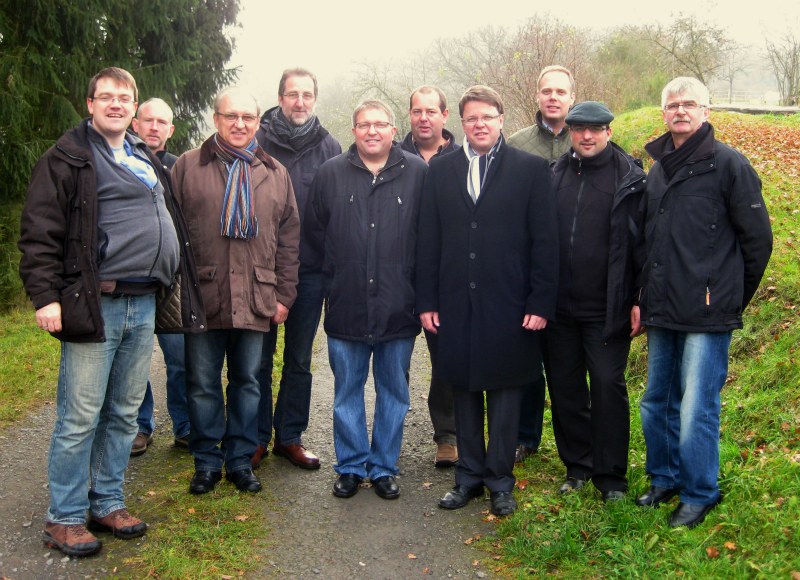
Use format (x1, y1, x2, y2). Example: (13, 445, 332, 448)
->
(130, 432, 153, 457)
(88, 508, 147, 539)
(43, 522, 102, 557)
(251, 443, 269, 469)
(435, 442, 458, 467)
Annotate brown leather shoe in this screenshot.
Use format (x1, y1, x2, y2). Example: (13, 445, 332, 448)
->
(88, 508, 147, 539)
(130, 432, 153, 457)
(435, 442, 458, 467)
(251, 443, 269, 469)
(43, 522, 102, 557)
(273, 441, 320, 470)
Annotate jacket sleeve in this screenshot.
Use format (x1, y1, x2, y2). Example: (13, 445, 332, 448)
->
(525, 159, 559, 319)
(274, 171, 301, 309)
(727, 157, 773, 309)
(302, 168, 329, 273)
(18, 151, 71, 309)
(415, 167, 442, 313)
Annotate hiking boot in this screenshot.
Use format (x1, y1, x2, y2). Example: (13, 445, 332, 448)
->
(435, 442, 458, 467)
(88, 508, 148, 539)
(43, 522, 102, 557)
(130, 432, 153, 457)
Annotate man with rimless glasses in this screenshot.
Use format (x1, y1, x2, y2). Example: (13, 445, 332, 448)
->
(19, 67, 203, 557)
(305, 100, 427, 501)
(171, 87, 300, 496)
(636, 77, 772, 528)
(416, 86, 558, 517)
(253, 68, 342, 472)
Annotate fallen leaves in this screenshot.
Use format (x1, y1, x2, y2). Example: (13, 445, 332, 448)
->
(234, 514, 249, 522)
(706, 546, 720, 558)
(516, 479, 529, 490)
(407, 553, 417, 559)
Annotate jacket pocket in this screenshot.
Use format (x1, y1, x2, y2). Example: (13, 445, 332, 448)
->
(59, 279, 97, 336)
(252, 265, 277, 318)
(197, 266, 221, 319)
(156, 274, 182, 331)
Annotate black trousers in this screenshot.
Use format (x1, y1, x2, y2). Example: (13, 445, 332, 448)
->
(453, 385, 524, 493)
(544, 318, 631, 492)
(424, 330, 456, 445)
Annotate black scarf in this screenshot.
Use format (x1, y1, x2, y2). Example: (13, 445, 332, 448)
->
(268, 108, 320, 152)
(647, 122, 714, 181)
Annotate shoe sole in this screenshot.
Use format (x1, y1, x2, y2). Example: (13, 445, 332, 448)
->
(333, 487, 359, 498)
(273, 447, 321, 470)
(129, 447, 148, 457)
(87, 520, 147, 539)
(434, 459, 458, 468)
(43, 534, 102, 557)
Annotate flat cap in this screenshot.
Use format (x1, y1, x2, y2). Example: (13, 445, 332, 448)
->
(566, 101, 614, 125)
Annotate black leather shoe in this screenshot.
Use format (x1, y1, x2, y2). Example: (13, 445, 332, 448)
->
(189, 470, 222, 494)
(373, 476, 400, 499)
(635, 485, 680, 507)
(226, 468, 262, 492)
(669, 499, 721, 528)
(333, 473, 362, 498)
(490, 491, 517, 516)
(438, 484, 484, 510)
(602, 490, 626, 503)
(558, 478, 586, 494)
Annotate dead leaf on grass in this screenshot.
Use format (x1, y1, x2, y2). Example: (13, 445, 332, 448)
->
(724, 542, 737, 551)
(187, 507, 196, 514)
(421, 482, 433, 489)
(234, 514, 248, 521)
(516, 479, 529, 490)
(146, 491, 156, 496)
(706, 546, 720, 558)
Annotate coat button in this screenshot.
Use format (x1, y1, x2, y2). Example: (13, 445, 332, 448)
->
(659, 208, 665, 214)
(469, 282, 476, 289)
(469, 252, 476, 259)
(370, 223, 375, 228)
(653, 262, 658, 268)
(470, 222, 478, 229)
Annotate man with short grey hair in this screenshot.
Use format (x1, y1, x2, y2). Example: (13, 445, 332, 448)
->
(636, 77, 772, 528)
(172, 86, 300, 495)
(253, 68, 342, 471)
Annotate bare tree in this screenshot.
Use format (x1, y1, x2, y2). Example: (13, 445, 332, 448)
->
(718, 44, 748, 103)
(765, 32, 800, 106)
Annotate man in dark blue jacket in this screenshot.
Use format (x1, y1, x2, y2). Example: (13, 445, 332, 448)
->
(546, 101, 646, 502)
(636, 77, 772, 528)
(254, 68, 342, 470)
(306, 100, 427, 500)
(400, 85, 460, 469)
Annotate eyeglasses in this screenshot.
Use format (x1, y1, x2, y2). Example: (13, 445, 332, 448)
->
(283, 91, 315, 102)
(461, 114, 501, 126)
(663, 101, 706, 113)
(216, 112, 259, 125)
(569, 125, 608, 133)
(354, 121, 393, 131)
(91, 94, 135, 105)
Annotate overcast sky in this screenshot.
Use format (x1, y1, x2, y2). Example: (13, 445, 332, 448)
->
(229, 0, 798, 111)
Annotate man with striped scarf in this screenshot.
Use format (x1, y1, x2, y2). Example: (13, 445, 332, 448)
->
(172, 87, 301, 495)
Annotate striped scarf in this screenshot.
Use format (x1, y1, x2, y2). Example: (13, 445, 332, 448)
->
(215, 134, 259, 239)
(463, 133, 503, 203)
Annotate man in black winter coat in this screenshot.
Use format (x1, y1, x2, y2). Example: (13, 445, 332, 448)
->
(416, 86, 558, 517)
(636, 77, 772, 529)
(545, 101, 646, 502)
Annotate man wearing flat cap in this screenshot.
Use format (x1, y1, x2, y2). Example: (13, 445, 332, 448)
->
(545, 101, 646, 501)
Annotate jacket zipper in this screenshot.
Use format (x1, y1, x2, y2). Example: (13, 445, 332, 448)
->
(148, 187, 163, 277)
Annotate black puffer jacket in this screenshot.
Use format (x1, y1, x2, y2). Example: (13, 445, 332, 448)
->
(18, 119, 206, 342)
(552, 142, 646, 339)
(305, 144, 427, 343)
(640, 125, 772, 332)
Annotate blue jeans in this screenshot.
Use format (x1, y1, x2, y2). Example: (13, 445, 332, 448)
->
(257, 271, 323, 445)
(185, 329, 262, 473)
(136, 334, 188, 438)
(328, 336, 414, 480)
(47, 294, 155, 524)
(517, 370, 546, 449)
(640, 327, 732, 505)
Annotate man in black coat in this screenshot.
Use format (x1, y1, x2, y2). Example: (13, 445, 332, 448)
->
(545, 101, 646, 502)
(636, 77, 772, 528)
(416, 86, 558, 516)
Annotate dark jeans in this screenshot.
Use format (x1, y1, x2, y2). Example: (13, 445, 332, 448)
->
(186, 329, 262, 473)
(136, 334, 189, 438)
(453, 386, 524, 493)
(517, 372, 546, 449)
(423, 330, 456, 445)
(544, 318, 631, 492)
(257, 271, 324, 446)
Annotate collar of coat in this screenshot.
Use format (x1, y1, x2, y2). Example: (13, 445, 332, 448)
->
(198, 133, 277, 169)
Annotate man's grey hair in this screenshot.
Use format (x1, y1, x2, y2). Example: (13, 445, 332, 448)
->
(661, 77, 710, 109)
(137, 98, 174, 123)
(537, 65, 576, 94)
(352, 100, 395, 127)
(214, 86, 260, 116)
(279, 68, 318, 98)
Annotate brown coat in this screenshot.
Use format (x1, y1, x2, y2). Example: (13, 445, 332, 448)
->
(172, 136, 300, 332)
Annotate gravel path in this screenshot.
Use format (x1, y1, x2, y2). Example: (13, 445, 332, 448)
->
(0, 332, 497, 579)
